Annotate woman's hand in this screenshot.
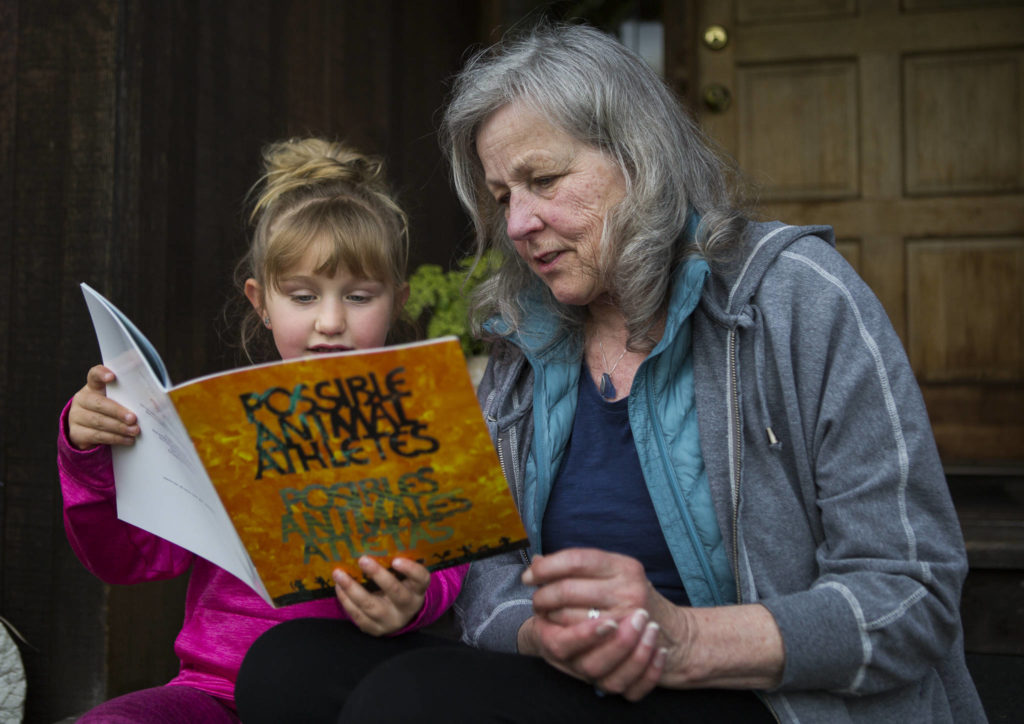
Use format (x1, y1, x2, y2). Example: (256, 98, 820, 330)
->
(518, 548, 683, 700)
(520, 548, 785, 695)
(332, 556, 429, 636)
(518, 605, 670, 701)
(67, 365, 140, 450)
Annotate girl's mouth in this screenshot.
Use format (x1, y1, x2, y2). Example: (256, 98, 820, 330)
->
(308, 344, 353, 354)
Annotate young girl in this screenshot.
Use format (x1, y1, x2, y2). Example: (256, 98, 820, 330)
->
(58, 138, 467, 722)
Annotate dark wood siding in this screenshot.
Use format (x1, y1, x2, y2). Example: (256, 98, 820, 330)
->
(0, 1, 480, 720)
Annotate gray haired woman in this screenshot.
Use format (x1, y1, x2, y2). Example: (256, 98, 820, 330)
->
(235, 22, 984, 724)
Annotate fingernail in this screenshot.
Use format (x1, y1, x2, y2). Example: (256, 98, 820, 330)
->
(596, 619, 618, 636)
(641, 621, 660, 647)
(654, 646, 668, 668)
(631, 608, 649, 632)
(332, 569, 351, 585)
(521, 569, 534, 585)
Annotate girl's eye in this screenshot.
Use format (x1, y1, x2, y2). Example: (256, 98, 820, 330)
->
(290, 294, 316, 304)
(347, 293, 372, 303)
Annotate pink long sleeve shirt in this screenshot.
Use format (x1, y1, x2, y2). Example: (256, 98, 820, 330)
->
(58, 401, 466, 706)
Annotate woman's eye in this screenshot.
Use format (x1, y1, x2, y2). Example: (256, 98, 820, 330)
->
(534, 176, 557, 189)
(495, 192, 510, 206)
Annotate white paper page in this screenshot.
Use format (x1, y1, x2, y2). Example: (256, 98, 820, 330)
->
(81, 285, 270, 605)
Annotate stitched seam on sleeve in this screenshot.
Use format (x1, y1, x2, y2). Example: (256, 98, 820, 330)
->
(866, 585, 928, 630)
(471, 598, 533, 646)
(817, 580, 871, 693)
(775, 693, 801, 724)
(780, 250, 917, 565)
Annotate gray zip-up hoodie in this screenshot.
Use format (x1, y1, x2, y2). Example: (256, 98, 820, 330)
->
(454, 221, 985, 722)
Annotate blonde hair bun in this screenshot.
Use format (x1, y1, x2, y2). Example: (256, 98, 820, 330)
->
(251, 137, 388, 222)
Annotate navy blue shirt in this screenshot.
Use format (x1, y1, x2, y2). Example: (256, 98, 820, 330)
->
(541, 366, 690, 606)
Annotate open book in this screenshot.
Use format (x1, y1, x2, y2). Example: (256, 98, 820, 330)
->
(81, 283, 527, 607)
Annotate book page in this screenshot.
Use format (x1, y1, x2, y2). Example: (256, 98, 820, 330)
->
(81, 284, 267, 603)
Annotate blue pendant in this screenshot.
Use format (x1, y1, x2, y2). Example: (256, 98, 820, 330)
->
(599, 373, 616, 399)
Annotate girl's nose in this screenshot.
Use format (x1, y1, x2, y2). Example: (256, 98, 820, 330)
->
(315, 302, 345, 336)
(505, 193, 543, 240)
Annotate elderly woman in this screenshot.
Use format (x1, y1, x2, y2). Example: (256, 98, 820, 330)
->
(235, 22, 984, 724)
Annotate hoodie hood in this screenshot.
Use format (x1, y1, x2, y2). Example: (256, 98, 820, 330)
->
(696, 220, 837, 467)
(701, 220, 836, 328)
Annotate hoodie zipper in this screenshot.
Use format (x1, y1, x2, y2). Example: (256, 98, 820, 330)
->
(731, 329, 781, 723)
(491, 411, 530, 566)
(728, 329, 743, 606)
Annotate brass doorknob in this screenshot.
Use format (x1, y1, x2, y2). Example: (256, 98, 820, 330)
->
(702, 83, 732, 113)
(703, 25, 729, 51)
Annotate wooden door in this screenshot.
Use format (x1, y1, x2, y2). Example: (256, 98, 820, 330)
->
(689, 0, 1024, 469)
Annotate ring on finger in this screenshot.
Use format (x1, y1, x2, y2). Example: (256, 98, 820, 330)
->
(587, 607, 600, 619)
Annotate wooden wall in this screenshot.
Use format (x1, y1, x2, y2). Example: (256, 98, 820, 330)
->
(0, 1, 481, 720)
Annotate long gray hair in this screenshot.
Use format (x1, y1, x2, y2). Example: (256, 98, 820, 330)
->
(441, 21, 748, 351)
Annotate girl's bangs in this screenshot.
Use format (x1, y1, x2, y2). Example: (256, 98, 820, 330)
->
(264, 200, 397, 288)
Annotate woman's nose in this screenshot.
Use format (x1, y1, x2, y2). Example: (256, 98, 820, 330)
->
(505, 193, 543, 240)
(315, 302, 345, 335)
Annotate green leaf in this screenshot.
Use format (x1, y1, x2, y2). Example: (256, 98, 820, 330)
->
(405, 251, 501, 356)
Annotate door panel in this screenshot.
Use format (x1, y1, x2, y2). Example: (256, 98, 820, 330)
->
(738, 60, 860, 200)
(904, 49, 1023, 195)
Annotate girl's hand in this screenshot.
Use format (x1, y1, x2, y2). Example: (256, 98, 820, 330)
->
(332, 556, 430, 636)
(519, 548, 683, 701)
(67, 365, 140, 450)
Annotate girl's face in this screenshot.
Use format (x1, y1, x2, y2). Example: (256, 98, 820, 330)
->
(246, 248, 408, 360)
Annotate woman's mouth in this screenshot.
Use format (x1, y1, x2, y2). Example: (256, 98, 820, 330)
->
(535, 250, 562, 269)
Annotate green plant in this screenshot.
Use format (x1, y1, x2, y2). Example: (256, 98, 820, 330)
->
(405, 252, 499, 357)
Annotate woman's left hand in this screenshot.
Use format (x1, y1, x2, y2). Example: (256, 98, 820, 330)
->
(332, 556, 429, 636)
(520, 548, 687, 700)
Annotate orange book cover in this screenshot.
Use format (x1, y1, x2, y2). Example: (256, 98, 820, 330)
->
(81, 283, 527, 608)
(168, 339, 526, 606)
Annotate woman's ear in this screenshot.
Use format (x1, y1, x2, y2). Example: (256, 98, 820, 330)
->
(244, 278, 264, 318)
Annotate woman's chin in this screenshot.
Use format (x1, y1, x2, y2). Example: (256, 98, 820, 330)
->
(545, 283, 604, 309)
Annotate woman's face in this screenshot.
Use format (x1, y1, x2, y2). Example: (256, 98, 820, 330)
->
(476, 103, 626, 308)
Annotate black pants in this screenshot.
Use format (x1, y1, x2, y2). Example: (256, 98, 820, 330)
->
(234, 618, 774, 723)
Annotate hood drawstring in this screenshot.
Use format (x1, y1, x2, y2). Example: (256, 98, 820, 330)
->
(745, 305, 782, 451)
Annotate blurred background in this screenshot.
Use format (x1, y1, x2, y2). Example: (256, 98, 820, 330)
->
(1, 1, 1021, 721)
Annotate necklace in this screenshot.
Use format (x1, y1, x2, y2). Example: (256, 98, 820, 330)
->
(597, 337, 628, 399)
